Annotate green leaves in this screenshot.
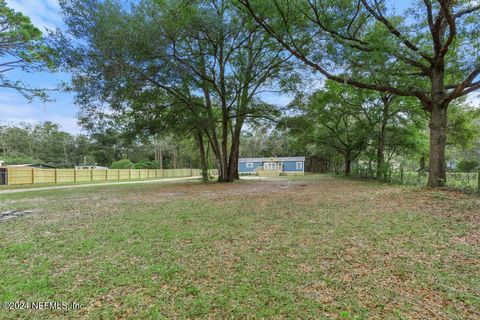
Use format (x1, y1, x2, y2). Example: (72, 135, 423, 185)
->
(0, 0, 53, 100)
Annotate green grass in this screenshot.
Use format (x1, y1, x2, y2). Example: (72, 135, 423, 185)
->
(0, 175, 478, 319)
(353, 170, 479, 194)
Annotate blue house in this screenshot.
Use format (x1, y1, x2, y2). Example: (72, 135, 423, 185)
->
(238, 157, 305, 175)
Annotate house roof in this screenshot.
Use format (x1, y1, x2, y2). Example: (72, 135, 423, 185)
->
(238, 157, 305, 163)
(4, 164, 56, 169)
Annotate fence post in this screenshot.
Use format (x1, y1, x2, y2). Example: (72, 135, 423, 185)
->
(118, 170, 120, 180)
(90, 169, 93, 182)
(105, 170, 108, 181)
(74, 169, 77, 182)
(32, 168, 36, 184)
(55, 169, 58, 184)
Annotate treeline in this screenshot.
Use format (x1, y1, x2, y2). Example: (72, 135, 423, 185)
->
(4, 0, 478, 186)
(0, 122, 202, 169)
(240, 81, 480, 175)
(286, 81, 479, 175)
(241, 98, 480, 174)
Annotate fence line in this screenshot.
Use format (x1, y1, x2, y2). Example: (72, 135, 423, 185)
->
(4, 168, 218, 186)
(350, 165, 480, 195)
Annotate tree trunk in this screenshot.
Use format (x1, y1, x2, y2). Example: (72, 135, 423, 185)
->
(195, 129, 209, 183)
(173, 147, 177, 169)
(227, 117, 244, 181)
(377, 94, 390, 180)
(344, 153, 351, 176)
(376, 121, 386, 180)
(419, 154, 426, 172)
(230, 143, 240, 180)
(376, 144, 384, 180)
(159, 148, 163, 170)
(428, 105, 447, 187)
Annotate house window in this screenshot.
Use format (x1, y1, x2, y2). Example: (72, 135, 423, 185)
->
(264, 162, 277, 170)
(296, 162, 303, 170)
(246, 163, 253, 168)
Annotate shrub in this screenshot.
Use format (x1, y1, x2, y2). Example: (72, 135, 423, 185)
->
(456, 159, 479, 172)
(133, 160, 160, 169)
(110, 159, 134, 169)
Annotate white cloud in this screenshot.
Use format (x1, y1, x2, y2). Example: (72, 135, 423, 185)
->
(0, 103, 36, 118)
(5, 0, 63, 31)
(260, 93, 292, 107)
(0, 90, 82, 133)
(0, 111, 82, 133)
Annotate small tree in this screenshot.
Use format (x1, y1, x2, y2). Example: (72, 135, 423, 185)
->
(111, 159, 133, 169)
(134, 160, 160, 169)
(305, 82, 370, 175)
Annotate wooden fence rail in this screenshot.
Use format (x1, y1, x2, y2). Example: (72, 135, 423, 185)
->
(3, 168, 216, 186)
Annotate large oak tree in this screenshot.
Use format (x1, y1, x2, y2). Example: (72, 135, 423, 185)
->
(239, 0, 480, 187)
(55, 0, 289, 182)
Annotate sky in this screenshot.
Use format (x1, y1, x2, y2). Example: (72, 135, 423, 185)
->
(1, 0, 81, 132)
(1, 0, 479, 134)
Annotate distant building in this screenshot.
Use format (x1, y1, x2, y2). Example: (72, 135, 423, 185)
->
(75, 165, 108, 170)
(238, 157, 305, 175)
(0, 160, 4, 167)
(0, 163, 56, 185)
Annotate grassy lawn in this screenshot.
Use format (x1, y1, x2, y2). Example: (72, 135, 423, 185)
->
(0, 175, 478, 319)
(0, 176, 200, 191)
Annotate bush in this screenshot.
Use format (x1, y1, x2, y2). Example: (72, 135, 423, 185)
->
(133, 160, 160, 169)
(110, 159, 134, 169)
(456, 159, 479, 172)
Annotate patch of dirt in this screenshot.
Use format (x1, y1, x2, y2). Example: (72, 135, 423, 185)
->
(101, 179, 309, 204)
(0, 209, 38, 221)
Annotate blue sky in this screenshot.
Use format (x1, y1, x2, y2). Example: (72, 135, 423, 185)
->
(1, 0, 478, 133)
(1, 0, 82, 132)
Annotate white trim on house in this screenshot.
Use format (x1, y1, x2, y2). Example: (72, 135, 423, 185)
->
(296, 162, 303, 170)
(246, 162, 253, 168)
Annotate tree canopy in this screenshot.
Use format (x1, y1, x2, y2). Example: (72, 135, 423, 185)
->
(238, 0, 480, 186)
(0, 0, 53, 100)
(53, 0, 293, 182)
